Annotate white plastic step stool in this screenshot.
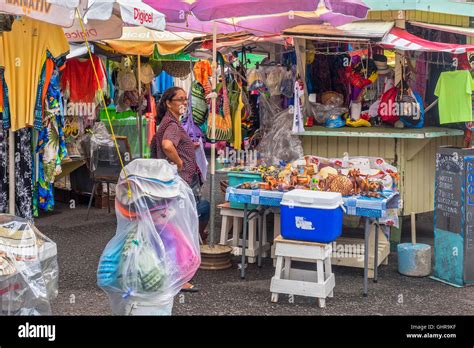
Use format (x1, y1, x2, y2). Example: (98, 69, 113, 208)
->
(270, 235, 335, 308)
(218, 203, 270, 263)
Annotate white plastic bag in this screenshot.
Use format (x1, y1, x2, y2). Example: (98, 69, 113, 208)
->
(0, 215, 58, 316)
(97, 159, 201, 315)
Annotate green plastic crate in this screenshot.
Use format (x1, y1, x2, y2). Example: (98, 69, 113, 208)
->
(100, 107, 136, 121)
(227, 172, 262, 210)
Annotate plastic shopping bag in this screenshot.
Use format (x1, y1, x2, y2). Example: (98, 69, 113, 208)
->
(97, 159, 201, 315)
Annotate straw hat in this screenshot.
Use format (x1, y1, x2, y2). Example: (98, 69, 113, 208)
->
(117, 70, 137, 92)
(162, 61, 191, 78)
(140, 63, 155, 84)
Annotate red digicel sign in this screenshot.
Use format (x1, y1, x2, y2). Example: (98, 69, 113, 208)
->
(134, 8, 153, 25)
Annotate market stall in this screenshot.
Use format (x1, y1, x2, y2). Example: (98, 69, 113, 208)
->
(283, 21, 474, 246)
(226, 183, 400, 295)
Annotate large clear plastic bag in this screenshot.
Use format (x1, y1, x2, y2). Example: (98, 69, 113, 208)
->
(257, 96, 304, 165)
(307, 102, 349, 125)
(0, 215, 58, 316)
(264, 66, 285, 96)
(90, 122, 115, 172)
(97, 159, 201, 315)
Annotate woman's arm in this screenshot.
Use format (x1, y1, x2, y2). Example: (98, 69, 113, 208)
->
(162, 139, 183, 171)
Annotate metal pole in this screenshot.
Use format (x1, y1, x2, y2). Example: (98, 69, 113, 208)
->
(363, 218, 370, 297)
(209, 21, 217, 247)
(374, 222, 379, 283)
(137, 55, 143, 158)
(8, 130, 15, 214)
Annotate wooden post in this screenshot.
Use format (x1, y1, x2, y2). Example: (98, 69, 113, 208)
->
(394, 11, 406, 86)
(209, 21, 218, 247)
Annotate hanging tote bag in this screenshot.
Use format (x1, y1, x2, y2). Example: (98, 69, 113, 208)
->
(397, 79, 424, 128)
(206, 65, 232, 142)
(191, 80, 208, 126)
(182, 90, 208, 182)
(378, 86, 399, 125)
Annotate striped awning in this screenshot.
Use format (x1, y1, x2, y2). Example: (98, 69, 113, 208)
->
(380, 27, 474, 53)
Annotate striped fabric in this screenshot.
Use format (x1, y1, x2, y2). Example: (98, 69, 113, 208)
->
(381, 27, 474, 53)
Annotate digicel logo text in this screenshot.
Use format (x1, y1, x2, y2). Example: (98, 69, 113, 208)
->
(134, 8, 153, 24)
(65, 29, 98, 40)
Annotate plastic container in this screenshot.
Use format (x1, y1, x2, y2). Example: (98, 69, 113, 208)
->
(227, 172, 263, 210)
(280, 190, 344, 243)
(100, 107, 136, 121)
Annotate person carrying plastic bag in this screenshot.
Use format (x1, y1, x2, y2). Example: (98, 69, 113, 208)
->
(97, 159, 201, 315)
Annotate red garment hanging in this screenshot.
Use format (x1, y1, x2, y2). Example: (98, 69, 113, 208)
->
(61, 55, 105, 103)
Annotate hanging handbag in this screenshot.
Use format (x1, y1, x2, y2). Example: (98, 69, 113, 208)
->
(396, 77, 423, 128)
(183, 89, 204, 141)
(182, 90, 208, 182)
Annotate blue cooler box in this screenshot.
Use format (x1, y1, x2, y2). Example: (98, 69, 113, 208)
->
(280, 190, 344, 243)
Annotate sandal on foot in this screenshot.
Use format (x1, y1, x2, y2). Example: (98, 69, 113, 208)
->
(180, 284, 200, 293)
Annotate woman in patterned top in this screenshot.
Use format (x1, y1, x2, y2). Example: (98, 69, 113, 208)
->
(152, 87, 210, 292)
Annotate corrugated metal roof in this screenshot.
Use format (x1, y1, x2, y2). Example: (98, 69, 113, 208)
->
(409, 21, 474, 37)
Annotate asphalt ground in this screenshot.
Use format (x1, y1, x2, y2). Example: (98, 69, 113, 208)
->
(33, 171, 474, 316)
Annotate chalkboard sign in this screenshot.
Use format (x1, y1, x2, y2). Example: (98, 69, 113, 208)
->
(435, 152, 463, 234)
(434, 147, 474, 285)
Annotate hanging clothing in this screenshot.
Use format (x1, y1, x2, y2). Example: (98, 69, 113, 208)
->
(0, 121, 7, 213)
(35, 66, 68, 214)
(146, 95, 157, 145)
(193, 61, 213, 96)
(151, 71, 174, 96)
(174, 74, 192, 94)
(232, 90, 244, 151)
(0, 70, 3, 113)
(33, 57, 48, 131)
(435, 70, 474, 124)
(0, 17, 69, 131)
(61, 55, 106, 103)
(1, 70, 9, 128)
(0, 123, 33, 220)
(414, 52, 428, 101)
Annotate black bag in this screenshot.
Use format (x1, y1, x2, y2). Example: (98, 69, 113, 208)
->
(190, 172, 202, 204)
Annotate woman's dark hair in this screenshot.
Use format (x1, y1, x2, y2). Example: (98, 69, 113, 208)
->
(156, 87, 185, 124)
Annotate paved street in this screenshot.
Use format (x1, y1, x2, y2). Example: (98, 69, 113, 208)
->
(35, 174, 474, 316)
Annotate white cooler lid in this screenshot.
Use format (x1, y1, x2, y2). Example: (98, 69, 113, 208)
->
(281, 189, 343, 209)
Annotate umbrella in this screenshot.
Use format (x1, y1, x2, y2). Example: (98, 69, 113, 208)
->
(143, 0, 321, 22)
(104, 27, 202, 56)
(47, 0, 166, 31)
(143, 0, 370, 250)
(0, 0, 76, 27)
(165, 8, 369, 36)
